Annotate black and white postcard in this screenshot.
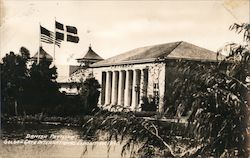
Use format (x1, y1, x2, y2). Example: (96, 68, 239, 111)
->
(1, 0, 249, 157)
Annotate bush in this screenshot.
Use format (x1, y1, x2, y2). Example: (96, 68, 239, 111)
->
(141, 96, 157, 111)
(164, 23, 250, 157)
(79, 77, 101, 114)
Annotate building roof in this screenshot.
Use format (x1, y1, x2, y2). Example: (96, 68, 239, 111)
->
(91, 41, 224, 67)
(76, 45, 104, 61)
(31, 47, 53, 61)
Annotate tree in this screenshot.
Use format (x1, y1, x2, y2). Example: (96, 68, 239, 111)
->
(166, 23, 250, 157)
(1, 48, 30, 115)
(81, 23, 250, 157)
(1, 47, 62, 115)
(79, 77, 101, 114)
(19, 47, 30, 60)
(28, 57, 59, 114)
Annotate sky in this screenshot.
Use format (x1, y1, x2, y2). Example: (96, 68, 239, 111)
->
(0, 0, 249, 67)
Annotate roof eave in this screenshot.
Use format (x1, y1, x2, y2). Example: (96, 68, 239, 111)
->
(90, 57, 223, 68)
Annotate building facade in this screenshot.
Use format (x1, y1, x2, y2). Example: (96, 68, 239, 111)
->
(58, 45, 104, 95)
(86, 41, 223, 113)
(64, 41, 223, 113)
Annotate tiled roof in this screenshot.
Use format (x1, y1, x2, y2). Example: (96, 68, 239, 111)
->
(32, 47, 53, 60)
(91, 41, 223, 67)
(77, 46, 104, 61)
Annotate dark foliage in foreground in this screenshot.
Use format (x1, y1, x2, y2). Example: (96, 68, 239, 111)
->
(0, 48, 62, 115)
(26, 58, 60, 114)
(164, 23, 249, 157)
(1, 47, 101, 116)
(141, 96, 157, 112)
(82, 110, 199, 158)
(79, 77, 101, 114)
(1, 48, 30, 115)
(82, 23, 250, 157)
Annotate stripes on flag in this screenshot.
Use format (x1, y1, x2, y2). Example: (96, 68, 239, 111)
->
(41, 37, 61, 46)
(40, 25, 61, 47)
(40, 21, 80, 48)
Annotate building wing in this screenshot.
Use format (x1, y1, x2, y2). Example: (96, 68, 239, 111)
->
(91, 41, 223, 67)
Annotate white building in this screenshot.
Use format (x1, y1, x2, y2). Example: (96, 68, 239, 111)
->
(66, 41, 223, 113)
(58, 45, 104, 95)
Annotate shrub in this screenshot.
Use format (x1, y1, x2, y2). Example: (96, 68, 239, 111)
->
(79, 77, 101, 114)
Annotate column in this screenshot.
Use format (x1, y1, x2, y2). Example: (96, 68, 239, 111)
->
(139, 69, 147, 105)
(124, 70, 132, 107)
(111, 71, 119, 105)
(105, 71, 112, 105)
(101, 72, 106, 105)
(131, 70, 140, 110)
(158, 65, 166, 113)
(117, 70, 125, 105)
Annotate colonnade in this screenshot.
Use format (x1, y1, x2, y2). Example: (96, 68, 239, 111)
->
(101, 69, 148, 110)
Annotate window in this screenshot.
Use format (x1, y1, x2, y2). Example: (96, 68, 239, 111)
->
(153, 83, 159, 105)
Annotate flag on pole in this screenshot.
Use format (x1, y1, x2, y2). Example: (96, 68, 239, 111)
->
(41, 26, 53, 43)
(55, 21, 64, 41)
(66, 26, 77, 34)
(56, 21, 64, 30)
(66, 25, 79, 43)
(40, 25, 61, 47)
(56, 32, 64, 41)
(55, 21, 79, 43)
(67, 34, 79, 43)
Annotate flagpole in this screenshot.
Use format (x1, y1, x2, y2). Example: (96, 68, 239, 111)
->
(53, 17, 56, 65)
(38, 22, 41, 64)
